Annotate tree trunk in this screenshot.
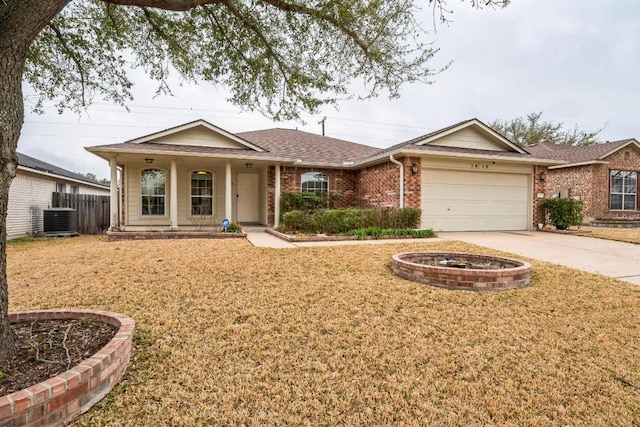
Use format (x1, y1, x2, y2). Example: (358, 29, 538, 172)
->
(0, 45, 24, 362)
(0, 0, 70, 362)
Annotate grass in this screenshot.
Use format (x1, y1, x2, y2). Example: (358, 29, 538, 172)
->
(6, 236, 640, 425)
(577, 226, 640, 245)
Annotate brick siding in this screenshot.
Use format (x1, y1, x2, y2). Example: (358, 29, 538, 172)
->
(533, 165, 549, 227)
(545, 145, 640, 222)
(267, 166, 358, 226)
(357, 157, 420, 209)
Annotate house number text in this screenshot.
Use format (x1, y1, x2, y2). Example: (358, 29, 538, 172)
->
(471, 163, 490, 169)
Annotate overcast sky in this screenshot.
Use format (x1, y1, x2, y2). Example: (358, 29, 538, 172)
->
(18, 0, 640, 181)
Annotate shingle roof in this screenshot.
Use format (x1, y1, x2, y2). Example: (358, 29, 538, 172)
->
(18, 152, 108, 187)
(237, 128, 381, 165)
(524, 140, 635, 163)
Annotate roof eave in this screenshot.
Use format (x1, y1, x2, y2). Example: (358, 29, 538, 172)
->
(549, 160, 609, 169)
(17, 165, 109, 190)
(86, 146, 297, 164)
(356, 148, 565, 167)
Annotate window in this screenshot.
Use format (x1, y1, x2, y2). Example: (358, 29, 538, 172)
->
(141, 169, 166, 215)
(71, 185, 79, 195)
(301, 172, 329, 194)
(191, 171, 213, 215)
(610, 170, 637, 210)
(56, 183, 65, 193)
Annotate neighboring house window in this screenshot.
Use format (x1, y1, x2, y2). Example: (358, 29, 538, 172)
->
(301, 172, 329, 194)
(71, 185, 79, 194)
(191, 171, 213, 215)
(56, 183, 65, 193)
(141, 169, 166, 215)
(610, 170, 637, 210)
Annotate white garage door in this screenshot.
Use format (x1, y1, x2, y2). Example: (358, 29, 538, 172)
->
(421, 169, 529, 231)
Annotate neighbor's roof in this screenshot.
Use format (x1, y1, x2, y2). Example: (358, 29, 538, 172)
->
(525, 139, 639, 165)
(237, 128, 382, 165)
(18, 152, 108, 188)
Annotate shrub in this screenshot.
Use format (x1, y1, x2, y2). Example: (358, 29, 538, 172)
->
(280, 191, 341, 213)
(278, 208, 423, 234)
(541, 198, 583, 230)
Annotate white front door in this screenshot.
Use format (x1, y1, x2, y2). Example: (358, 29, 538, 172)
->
(236, 173, 259, 223)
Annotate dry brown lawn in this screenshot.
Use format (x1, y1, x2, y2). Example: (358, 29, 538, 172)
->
(578, 226, 640, 245)
(7, 236, 640, 426)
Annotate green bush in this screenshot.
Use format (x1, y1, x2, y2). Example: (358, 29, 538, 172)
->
(280, 191, 341, 213)
(279, 208, 423, 234)
(541, 198, 583, 230)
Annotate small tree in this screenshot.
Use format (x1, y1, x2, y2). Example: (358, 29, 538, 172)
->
(541, 198, 583, 230)
(490, 111, 605, 147)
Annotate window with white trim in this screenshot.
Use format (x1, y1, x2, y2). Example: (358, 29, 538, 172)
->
(191, 171, 213, 215)
(610, 170, 637, 210)
(301, 172, 329, 194)
(141, 169, 166, 215)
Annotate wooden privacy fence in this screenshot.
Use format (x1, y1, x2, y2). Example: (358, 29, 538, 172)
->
(52, 192, 110, 235)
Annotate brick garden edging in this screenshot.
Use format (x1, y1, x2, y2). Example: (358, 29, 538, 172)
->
(0, 309, 135, 427)
(392, 252, 532, 291)
(106, 230, 246, 242)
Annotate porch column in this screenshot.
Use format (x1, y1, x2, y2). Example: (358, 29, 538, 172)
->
(109, 157, 119, 230)
(274, 164, 281, 228)
(225, 162, 232, 220)
(170, 160, 178, 230)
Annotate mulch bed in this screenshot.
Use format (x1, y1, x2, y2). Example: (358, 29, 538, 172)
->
(0, 319, 117, 395)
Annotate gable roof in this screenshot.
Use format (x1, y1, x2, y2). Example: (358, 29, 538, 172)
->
(86, 117, 563, 168)
(237, 128, 381, 166)
(125, 119, 267, 152)
(525, 139, 640, 168)
(18, 152, 108, 188)
(362, 118, 560, 166)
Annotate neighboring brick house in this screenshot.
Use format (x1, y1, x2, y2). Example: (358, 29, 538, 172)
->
(526, 139, 640, 223)
(7, 153, 110, 239)
(86, 118, 561, 233)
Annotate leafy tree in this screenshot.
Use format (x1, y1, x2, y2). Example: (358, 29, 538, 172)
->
(490, 111, 606, 147)
(0, 0, 508, 361)
(85, 172, 97, 181)
(99, 178, 111, 186)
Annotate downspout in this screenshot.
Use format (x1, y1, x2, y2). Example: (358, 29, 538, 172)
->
(389, 154, 404, 208)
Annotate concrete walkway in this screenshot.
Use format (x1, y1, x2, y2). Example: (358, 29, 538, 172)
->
(245, 231, 296, 248)
(439, 231, 640, 285)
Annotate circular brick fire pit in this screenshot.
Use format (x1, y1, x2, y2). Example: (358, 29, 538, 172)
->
(392, 252, 531, 291)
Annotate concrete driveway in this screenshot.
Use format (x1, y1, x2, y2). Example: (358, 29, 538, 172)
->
(439, 231, 640, 285)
